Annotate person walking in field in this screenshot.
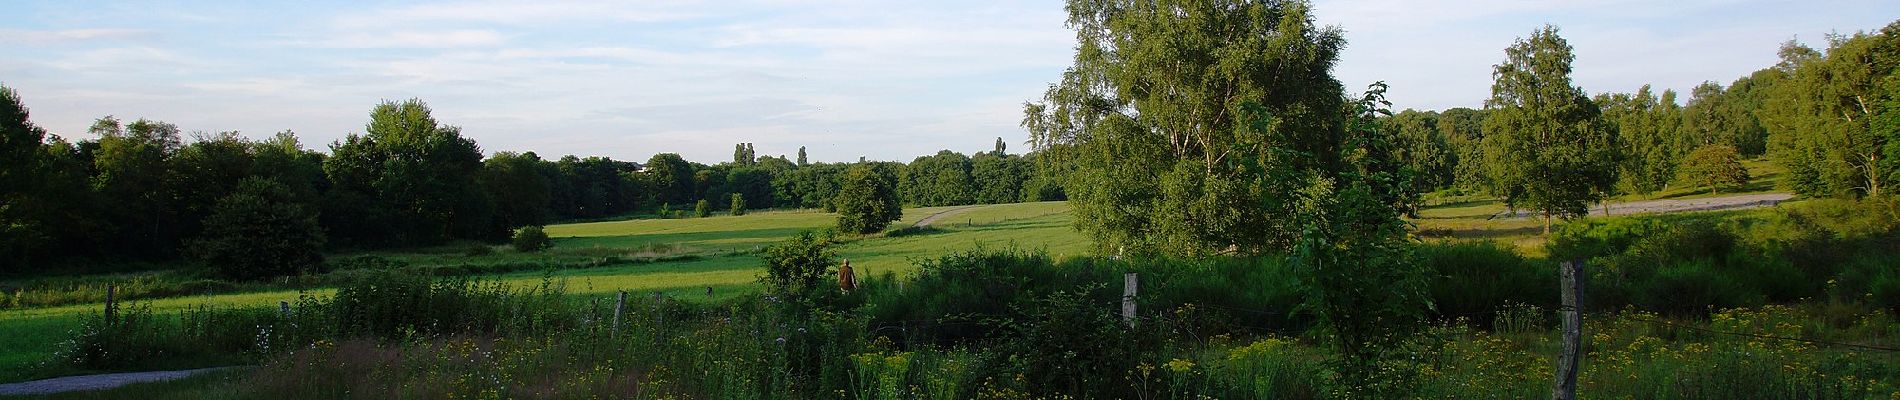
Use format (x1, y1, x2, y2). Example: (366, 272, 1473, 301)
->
(838, 259, 858, 291)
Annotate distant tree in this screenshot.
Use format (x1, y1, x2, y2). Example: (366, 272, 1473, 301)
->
(645, 153, 695, 205)
(695, 199, 710, 218)
(511, 225, 553, 252)
(797, 146, 808, 167)
(1439, 107, 1492, 191)
(1598, 85, 1685, 196)
(902, 150, 974, 206)
(835, 163, 901, 234)
(993, 137, 1007, 156)
(730, 193, 747, 216)
(1680, 144, 1751, 194)
(971, 152, 1028, 204)
(190, 178, 326, 281)
(1387, 110, 1456, 197)
(324, 99, 491, 246)
(1480, 26, 1620, 233)
(482, 151, 552, 234)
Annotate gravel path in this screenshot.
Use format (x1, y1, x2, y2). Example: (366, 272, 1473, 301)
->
(0, 367, 242, 396)
(914, 205, 984, 228)
(1493, 192, 1795, 219)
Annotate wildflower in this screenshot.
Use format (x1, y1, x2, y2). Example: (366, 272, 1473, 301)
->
(1164, 358, 1195, 374)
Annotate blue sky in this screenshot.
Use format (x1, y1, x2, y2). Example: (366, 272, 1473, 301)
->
(2, 1, 1895, 164)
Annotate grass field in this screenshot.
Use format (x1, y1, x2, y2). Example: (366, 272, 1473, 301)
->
(0, 202, 1083, 383)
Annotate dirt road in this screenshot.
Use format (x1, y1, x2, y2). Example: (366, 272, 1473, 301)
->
(914, 205, 983, 228)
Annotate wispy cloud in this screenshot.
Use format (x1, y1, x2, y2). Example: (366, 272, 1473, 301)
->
(0, 28, 151, 44)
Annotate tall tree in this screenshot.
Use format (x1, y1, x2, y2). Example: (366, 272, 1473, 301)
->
(323, 99, 490, 246)
(971, 152, 1029, 204)
(1598, 85, 1684, 196)
(482, 151, 553, 232)
(1480, 25, 1620, 233)
(1761, 25, 1900, 197)
(645, 153, 695, 206)
(93, 118, 186, 257)
(797, 146, 808, 167)
(0, 84, 49, 267)
(1386, 110, 1456, 197)
(1022, 0, 1352, 256)
(993, 137, 1007, 156)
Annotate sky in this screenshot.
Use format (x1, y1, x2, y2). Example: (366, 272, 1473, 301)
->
(2, 1, 1895, 164)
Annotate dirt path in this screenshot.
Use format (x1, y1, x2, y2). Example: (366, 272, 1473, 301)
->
(1493, 192, 1795, 219)
(914, 205, 985, 228)
(0, 367, 242, 396)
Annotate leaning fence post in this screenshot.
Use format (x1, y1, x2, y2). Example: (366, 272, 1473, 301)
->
(1552, 260, 1584, 400)
(1122, 273, 1138, 327)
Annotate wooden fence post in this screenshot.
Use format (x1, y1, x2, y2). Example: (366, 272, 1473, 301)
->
(104, 285, 117, 326)
(1122, 273, 1138, 327)
(1553, 260, 1584, 400)
(612, 291, 627, 337)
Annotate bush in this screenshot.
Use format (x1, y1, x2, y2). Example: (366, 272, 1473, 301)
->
(730, 193, 747, 216)
(463, 244, 494, 256)
(512, 226, 553, 252)
(1416, 241, 1556, 319)
(695, 199, 710, 218)
(189, 177, 326, 281)
(760, 231, 836, 297)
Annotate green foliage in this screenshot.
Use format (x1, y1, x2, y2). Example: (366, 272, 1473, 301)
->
(902, 150, 975, 206)
(1680, 144, 1751, 194)
(510, 225, 552, 253)
(970, 152, 1031, 205)
(1763, 23, 1900, 197)
(190, 178, 327, 281)
(1024, 0, 1352, 256)
(729, 193, 746, 216)
(323, 99, 490, 246)
(760, 231, 836, 297)
(0, 84, 50, 269)
(1481, 25, 1620, 228)
(1598, 85, 1686, 196)
(835, 163, 902, 234)
(480, 151, 551, 233)
(694, 199, 710, 218)
(1386, 110, 1458, 198)
(645, 153, 695, 205)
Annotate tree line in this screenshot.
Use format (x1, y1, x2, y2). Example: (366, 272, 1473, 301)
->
(0, 92, 1062, 275)
(1377, 21, 1900, 209)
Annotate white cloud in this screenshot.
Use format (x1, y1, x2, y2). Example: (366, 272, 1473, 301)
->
(0, 28, 150, 45)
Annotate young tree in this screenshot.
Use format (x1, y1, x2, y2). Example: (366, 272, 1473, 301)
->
(1598, 85, 1685, 196)
(835, 163, 901, 234)
(695, 199, 710, 218)
(797, 146, 808, 167)
(1680, 144, 1751, 194)
(730, 193, 747, 216)
(1480, 26, 1620, 233)
(190, 178, 326, 281)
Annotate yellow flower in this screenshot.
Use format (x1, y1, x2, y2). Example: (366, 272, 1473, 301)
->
(1164, 358, 1196, 374)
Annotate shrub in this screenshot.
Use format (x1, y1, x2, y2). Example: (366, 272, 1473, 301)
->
(189, 177, 326, 281)
(463, 244, 494, 256)
(760, 231, 835, 297)
(695, 199, 710, 218)
(511, 225, 552, 252)
(1416, 241, 1556, 319)
(730, 193, 746, 216)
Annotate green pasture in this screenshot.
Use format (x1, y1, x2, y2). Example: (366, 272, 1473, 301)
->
(0, 202, 1081, 382)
